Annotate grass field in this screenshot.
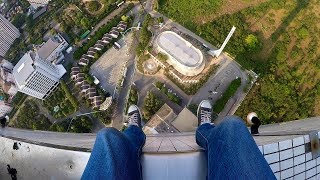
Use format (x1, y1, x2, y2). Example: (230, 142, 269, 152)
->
(159, 0, 320, 124)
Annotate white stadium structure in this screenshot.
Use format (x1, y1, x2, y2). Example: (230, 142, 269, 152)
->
(156, 31, 205, 76)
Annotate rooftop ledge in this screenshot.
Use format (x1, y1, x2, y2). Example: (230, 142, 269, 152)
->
(1, 117, 320, 153)
(1, 117, 320, 179)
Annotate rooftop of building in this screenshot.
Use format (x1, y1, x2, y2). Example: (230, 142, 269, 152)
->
(12, 52, 35, 87)
(157, 31, 203, 68)
(36, 34, 66, 61)
(143, 104, 179, 134)
(171, 108, 198, 132)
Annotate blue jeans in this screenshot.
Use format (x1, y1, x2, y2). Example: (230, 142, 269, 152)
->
(82, 116, 275, 180)
(196, 116, 275, 179)
(81, 125, 146, 180)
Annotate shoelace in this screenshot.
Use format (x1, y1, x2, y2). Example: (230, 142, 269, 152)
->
(128, 113, 139, 124)
(200, 110, 211, 123)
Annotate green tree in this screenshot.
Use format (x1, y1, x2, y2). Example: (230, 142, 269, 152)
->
(143, 92, 164, 120)
(80, 18, 90, 29)
(245, 34, 260, 52)
(298, 27, 309, 39)
(121, 15, 129, 22)
(87, 1, 101, 12)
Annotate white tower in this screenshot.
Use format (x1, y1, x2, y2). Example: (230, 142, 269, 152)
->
(209, 26, 236, 57)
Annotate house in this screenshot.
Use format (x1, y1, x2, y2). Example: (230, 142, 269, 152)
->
(78, 58, 89, 66)
(86, 51, 95, 58)
(80, 82, 90, 94)
(91, 96, 103, 108)
(109, 30, 119, 38)
(94, 44, 104, 51)
(70, 66, 80, 79)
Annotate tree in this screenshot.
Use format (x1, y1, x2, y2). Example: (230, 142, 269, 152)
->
(12, 13, 27, 29)
(121, 15, 129, 22)
(70, 116, 93, 133)
(245, 34, 260, 52)
(80, 18, 90, 29)
(298, 27, 309, 39)
(143, 92, 164, 120)
(157, 53, 168, 62)
(155, 81, 164, 89)
(87, 1, 101, 12)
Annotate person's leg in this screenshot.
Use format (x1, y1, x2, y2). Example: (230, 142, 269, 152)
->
(195, 100, 215, 149)
(123, 125, 146, 155)
(204, 116, 276, 180)
(196, 123, 214, 149)
(81, 128, 141, 180)
(82, 105, 145, 180)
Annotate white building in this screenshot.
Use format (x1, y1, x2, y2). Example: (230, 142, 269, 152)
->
(12, 51, 66, 99)
(0, 14, 20, 57)
(36, 34, 68, 64)
(27, 0, 51, 9)
(0, 100, 12, 117)
(156, 31, 205, 76)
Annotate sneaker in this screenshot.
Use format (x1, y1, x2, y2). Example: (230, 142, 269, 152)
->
(127, 105, 142, 128)
(197, 100, 212, 126)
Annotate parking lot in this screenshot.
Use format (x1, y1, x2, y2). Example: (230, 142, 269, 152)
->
(90, 33, 134, 95)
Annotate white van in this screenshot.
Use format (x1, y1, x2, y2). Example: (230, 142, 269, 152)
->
(113, 42, 121, 50)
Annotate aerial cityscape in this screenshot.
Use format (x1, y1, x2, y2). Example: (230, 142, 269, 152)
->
(0, 0, 320, 179)
(0, 0, 257, 134)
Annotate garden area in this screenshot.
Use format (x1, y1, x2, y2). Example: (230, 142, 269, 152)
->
(12, 98, 93, 133)
(125, 86, 139, 113)
(143, 91, 164, 121)
(49, 116, 93, 133)
(85, 1, 103, 13)
(165, 64, 219, 95)
(212, 78, 241, 113)
(159, 0, 320, 124)
(12, 100, 52, 131)
(155, 81, 182, 105)
(43, 81, 79, 119)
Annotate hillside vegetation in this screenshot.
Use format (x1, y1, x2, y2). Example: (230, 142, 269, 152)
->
(159, 0, 320, 124)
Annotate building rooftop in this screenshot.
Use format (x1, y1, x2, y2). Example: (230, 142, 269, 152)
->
(12, 52, 35, 87)
(143, 104, 179, 134)
(157, 31, 203, 68)
(171, 108, 198, 132)
(37, 37, 61, 61)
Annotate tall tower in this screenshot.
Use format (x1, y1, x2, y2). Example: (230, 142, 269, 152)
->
(12, 51, 66, 99)
(209, 26, 236, 57)
(0, 15, 20, 57)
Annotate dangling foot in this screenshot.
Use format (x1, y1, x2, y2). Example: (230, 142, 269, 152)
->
(197, 100, 212, 126)
(127, 105, 142, 128)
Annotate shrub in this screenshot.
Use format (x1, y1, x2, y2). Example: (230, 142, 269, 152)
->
(87, 1, 101, 12)
(213, 78, 241, 113)
(60, 80, 79, 108)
